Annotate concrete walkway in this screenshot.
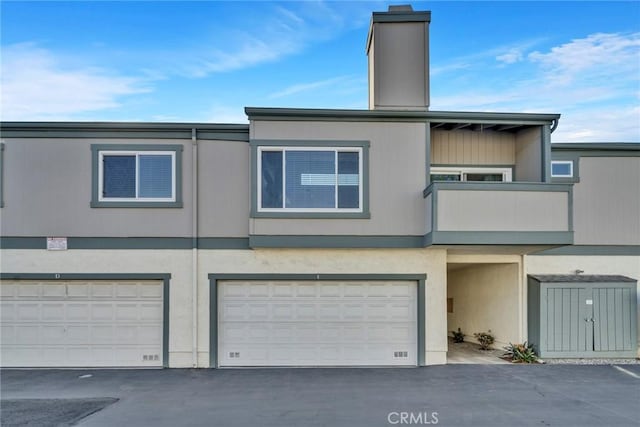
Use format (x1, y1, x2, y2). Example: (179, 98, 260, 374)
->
(447, 338, 510, 364)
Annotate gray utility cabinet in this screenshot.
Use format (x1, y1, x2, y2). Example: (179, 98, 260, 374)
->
(528, 275, 637, 358)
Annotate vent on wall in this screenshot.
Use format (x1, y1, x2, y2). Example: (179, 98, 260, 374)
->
(394, 351, 408, 358)
(229, 352, 240, 358)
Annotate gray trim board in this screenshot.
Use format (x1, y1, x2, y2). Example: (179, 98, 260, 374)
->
(0, 122, 249, 141)
(197, 238, 250, 249)
(0, 273, 171, 368)
(249, 235, 425, 248)
(0, 237, 250, 250)
(542, 125, 552, 182)
(423, 181, 573, 198)
(371, 11, 431, 23)
(208, 273, 427, 368)
(552, 143, 640, 153)
(250, 140, 370, 219)
(245, 107, 560, 125)
(90, 144, 184, 208)
(0, 143, 4, 208)
(425, 231, 574, 246)
(530, 245, 640, 256)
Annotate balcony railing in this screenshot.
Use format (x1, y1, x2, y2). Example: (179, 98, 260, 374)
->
(423, 182, 573, 245)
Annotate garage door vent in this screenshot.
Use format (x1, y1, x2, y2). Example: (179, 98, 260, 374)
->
(229, 352, 240, 358)
(394, 351, 408, 358)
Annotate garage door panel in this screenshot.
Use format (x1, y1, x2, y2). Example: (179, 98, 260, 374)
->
(91, 284, 114, 298)
(116, 284, 138, 298)
(17, 304, 40, 320)
(273, 283, 295, 297)
(42, 303, 65, 320)
(296, 283, 316, 297)
(15, 326, 39, 344)
(140, 283, 164, 298)
(138, 326, 162, 345)
(219, 280, 417, 367)
(67, 284, 89, 298)
(116, 303, 140, 321)
(1, 303, 15, 321)
(273, 303, 295, 319)
(17, 284, 40, 298)
(66, 326, 90, 344)
(0, 280, 164, 368)
(343, 303, 364, 319)
(42, 285, 66, 298)
(67, 303, 90, 320)
(92, 304, 114, 321)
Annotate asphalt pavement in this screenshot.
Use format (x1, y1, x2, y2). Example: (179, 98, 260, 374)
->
(2, 364, 639, 426)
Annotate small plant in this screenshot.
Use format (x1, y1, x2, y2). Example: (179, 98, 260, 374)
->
(451, 328, 465, 343)
(473, 330, 495, 350)
(503, 342, 538, 363)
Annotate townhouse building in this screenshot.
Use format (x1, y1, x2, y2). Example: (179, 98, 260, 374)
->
(1, 5, 638, 368)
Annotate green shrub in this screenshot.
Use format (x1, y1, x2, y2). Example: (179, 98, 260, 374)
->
(473, 330, 495, 350)
(451, 328, 465, 343)
(503, 342, 538, 363)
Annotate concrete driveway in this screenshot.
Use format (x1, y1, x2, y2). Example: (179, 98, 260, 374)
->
(2, 365, 639, 427)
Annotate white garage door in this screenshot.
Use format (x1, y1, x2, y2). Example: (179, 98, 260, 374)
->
(1, 280, 164, 367)
(218, 280, 417, 366)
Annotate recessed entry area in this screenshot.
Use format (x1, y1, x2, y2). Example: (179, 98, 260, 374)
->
(447, 262, 520, 361)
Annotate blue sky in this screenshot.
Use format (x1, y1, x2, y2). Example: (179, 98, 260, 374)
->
(1, 1, 639, 142)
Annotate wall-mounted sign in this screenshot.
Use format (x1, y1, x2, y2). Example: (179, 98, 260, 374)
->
(47, 237, 68, 251)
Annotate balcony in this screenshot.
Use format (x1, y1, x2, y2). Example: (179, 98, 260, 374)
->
(423, 182, 573, 246)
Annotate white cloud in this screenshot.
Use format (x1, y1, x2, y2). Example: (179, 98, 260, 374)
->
(432, 32, 640, 142)
(180, 2, 373, 78)
(1, 43, 150, 120)
(268, 75, 360, 99)
(496, 48, 524, 64)
(528, 32, 640, 86)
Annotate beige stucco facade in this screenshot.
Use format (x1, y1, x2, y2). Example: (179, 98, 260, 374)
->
(1, 247, 451, 367)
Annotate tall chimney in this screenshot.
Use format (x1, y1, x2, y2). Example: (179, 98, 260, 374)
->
(366, 5, 431, 110)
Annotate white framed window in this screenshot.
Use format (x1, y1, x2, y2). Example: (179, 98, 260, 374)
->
(551, 160, 573, 178)
(98, 150, 176, 202)
(430, 166, 512, 182)
(258, 146, 363, 212)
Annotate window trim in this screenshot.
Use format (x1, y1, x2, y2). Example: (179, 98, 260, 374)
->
(91, 144, 183, 208)
(430, 166, 513, 182)
(250, 140, 370, 219)
(550, 160, 574, 178)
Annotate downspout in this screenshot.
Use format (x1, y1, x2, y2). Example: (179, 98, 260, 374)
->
(191, 128, 198, 368)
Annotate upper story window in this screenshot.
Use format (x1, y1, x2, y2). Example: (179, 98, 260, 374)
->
(259, 147, 362, 212)
(551, 160, 573, 178)
(430, 166, 512, 182)
(91, 144, 183, 208)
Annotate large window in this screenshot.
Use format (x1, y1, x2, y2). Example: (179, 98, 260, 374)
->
(430, 166, 512, 182)
(91, 145, 182, 208)
(258, 147, 363, 212)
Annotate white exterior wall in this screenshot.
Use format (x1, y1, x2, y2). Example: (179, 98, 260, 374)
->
(2, 247, 449, 367)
